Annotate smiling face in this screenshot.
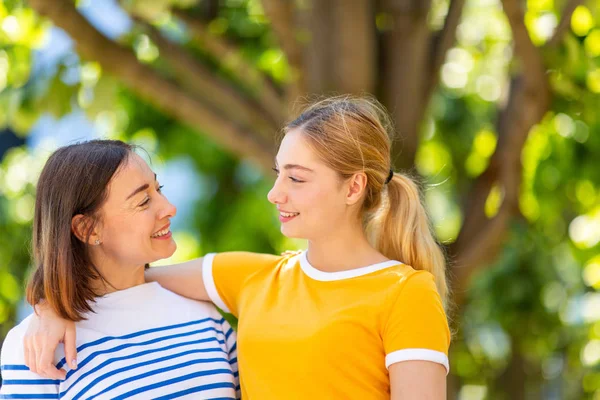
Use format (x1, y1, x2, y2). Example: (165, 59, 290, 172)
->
(91, 153, 177, 268)
(267, 128, 355, 240)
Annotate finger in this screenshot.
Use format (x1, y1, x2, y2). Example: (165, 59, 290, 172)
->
(39, 344, 65, 380)
(33, 337, 55, 379)
(40, 364, 66, 380)
(24, 337, 35, 373)
(63, 325, 77, 370)
(31, 336, 43, 375)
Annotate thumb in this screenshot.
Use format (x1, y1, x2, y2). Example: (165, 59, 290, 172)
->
(63, 323, 78, 370)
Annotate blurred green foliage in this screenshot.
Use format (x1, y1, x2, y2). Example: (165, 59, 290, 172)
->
(1, 0, 600, 398)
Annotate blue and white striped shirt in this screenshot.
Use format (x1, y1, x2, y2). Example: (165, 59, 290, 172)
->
(0, 282, 239, 399)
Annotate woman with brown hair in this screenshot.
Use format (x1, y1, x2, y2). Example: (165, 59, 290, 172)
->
(24, 96, 450, 399)
(1, 140, 239, 399)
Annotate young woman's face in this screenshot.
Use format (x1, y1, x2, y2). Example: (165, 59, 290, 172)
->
(267, 129, 351, 240)
(95, 153, 177, 267)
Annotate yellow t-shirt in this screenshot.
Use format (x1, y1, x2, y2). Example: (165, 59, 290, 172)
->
(202, 251, 450, 399)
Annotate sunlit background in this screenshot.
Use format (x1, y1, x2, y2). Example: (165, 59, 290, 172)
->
(1, 0, 600, 398)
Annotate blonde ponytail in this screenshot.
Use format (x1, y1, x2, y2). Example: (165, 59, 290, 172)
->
(366, 173, 448, 304)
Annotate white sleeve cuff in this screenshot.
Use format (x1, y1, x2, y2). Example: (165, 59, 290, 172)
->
(385, 349, 449, 375)
(202, 253, 231, 313)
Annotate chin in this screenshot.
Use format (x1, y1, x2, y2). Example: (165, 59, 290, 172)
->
(280, 225, 304, 239)
(166, 241, 177, 257)
(152, 241, 177, 262)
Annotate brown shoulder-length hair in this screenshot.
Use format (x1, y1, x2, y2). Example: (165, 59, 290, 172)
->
(26, 139, 134, 321)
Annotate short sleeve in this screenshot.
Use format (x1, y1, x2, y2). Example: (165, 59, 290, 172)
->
(202, 252, 281, 316)
(1, 324, 60, 398)
(382, 271, 451, 374)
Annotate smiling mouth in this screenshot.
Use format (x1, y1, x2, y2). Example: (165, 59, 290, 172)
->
(280, 211, 300, 218)
(151, 224, 171, 238)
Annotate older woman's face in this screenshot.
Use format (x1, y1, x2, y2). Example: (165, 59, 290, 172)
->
(95, 153, 177, 268)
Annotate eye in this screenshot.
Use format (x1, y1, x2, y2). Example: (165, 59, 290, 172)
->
(272, 167, 279, 175)
(139, 196, 150, 207)
(289, 177, 304, 183)
(157, 184, 164, 193)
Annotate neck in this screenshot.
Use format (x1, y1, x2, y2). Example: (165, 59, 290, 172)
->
(90, 254, 146, 296)
(306, 219, 389, 273)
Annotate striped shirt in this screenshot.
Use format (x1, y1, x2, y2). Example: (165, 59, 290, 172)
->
(0, 282, 239, 399)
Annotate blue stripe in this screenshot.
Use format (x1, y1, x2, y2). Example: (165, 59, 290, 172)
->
(228, 342, 237, 355)
(62, 340, 225, 398)
(152, 382, 236, 400)
(56, 317, 225, 369)
(2, 379, 59, 385)
(225, 327, 234, 340)
(206, 398, 236, 400)
(69, 352, 229, 400)
(0, 395, 58, 399)
(229, 357, 237, 365)
(86, 361, 231, 400)
(63, 327, 224, 380)
(0, 365, 29, 371)
(105, 370, 234, 400)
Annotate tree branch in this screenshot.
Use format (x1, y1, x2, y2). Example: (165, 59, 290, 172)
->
(260, 0, 305, 99)
(502, 0, 548, 88)
(428, 0, 466, 97)
(172, 8, 285, 124)
(140, 21, 279, 136)
(29, 0, 276, 171)
(450, 0, 551, 308)
(547, 0, 585, 47)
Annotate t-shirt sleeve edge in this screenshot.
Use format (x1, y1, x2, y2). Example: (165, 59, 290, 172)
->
(202, 253, 232, 313)
(385, 348, 449, 375)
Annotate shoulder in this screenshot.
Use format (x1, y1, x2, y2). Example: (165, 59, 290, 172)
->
(206, 251, 293, 280)
(382, 264, 437, 291)
(1, 315, 33, 365)
(382, 268, 444, 316)
(154, 284, 224, 317)
(210, 251, 286, 267)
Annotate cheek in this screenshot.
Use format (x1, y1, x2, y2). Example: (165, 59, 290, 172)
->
(104, 214, 152, 244)
(296, 186, 344, 218)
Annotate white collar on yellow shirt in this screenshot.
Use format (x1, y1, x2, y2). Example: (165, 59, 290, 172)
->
(297, 251, 403, 282)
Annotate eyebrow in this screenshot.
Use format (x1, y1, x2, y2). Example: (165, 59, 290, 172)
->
(279, 164, 314, 173)
(126, 173, 157, 200)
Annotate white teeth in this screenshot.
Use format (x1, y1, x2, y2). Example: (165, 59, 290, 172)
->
(280, 212, 299, 218)
(151, 228, 170, 238)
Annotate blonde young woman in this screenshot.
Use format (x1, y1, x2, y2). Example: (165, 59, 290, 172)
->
(23, 96, 451, 399)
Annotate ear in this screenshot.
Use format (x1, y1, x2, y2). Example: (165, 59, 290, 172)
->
(346, 172, 368, 206)
(71, 214, 101, 245)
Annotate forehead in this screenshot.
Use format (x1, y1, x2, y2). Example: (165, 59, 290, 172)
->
(277, 129, 320, 165)
(107, 153, 154, 197)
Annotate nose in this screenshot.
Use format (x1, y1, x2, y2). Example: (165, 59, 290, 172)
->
(158, 194, 177, 220)
(267, 178, 287, 205)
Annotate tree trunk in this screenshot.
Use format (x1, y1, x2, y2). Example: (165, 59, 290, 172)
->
(379, 0, 432, 170)
(300, 0, 376, 96)
(494, 339, 527, 400)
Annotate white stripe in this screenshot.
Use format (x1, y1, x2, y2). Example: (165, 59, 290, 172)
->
(385, 349, 449, 374)
(299, 251, 402, 281)
(202, 253, 231, 313)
